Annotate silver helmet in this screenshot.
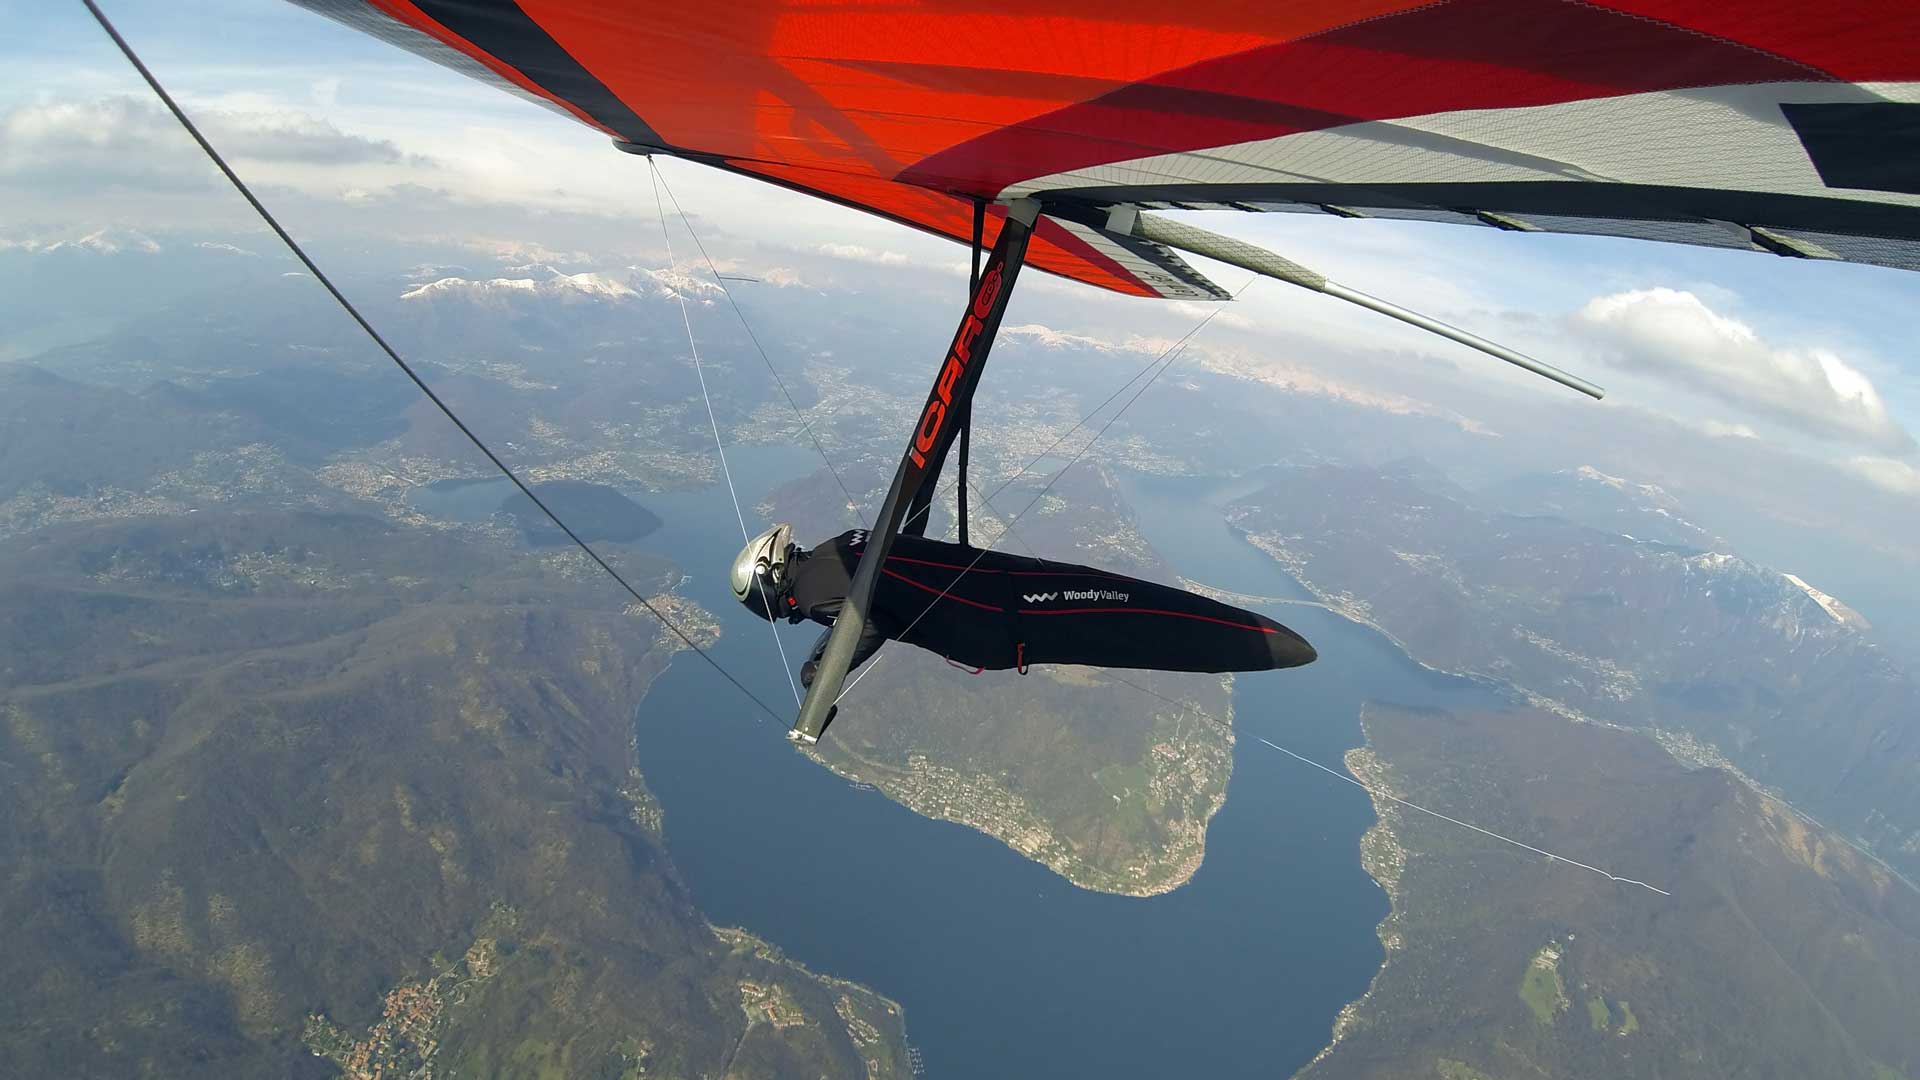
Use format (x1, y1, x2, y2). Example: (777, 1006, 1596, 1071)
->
(730, 522, 794, 620)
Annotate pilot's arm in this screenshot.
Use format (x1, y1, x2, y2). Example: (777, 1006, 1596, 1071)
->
(799, 601, 892, 688)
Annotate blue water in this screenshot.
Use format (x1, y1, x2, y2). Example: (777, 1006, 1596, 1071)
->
(408, 475, 514, 522)
(630, 449, 1501, 1077)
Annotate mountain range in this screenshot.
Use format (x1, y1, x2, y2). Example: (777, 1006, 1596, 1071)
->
(1230, 462, 1920, 883)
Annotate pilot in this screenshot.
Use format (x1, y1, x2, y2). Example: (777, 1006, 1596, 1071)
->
(730, 524, 1315, 694)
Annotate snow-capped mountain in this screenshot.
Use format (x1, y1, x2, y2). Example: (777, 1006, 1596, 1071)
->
(1489, 464, 1725, 551)
(398, 264, 720, 306)
(2, 227, 163, 256)
(376, 261, 740, 369)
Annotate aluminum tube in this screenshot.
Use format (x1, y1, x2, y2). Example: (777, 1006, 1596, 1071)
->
(1132, 211, 1604, 399)
(1321, 281, 1605, 399)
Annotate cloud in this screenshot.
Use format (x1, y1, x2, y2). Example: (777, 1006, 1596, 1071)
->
(1573, 288, 1912, 452)
(1184, 342, 1496, 433)
(1003, 323, 1170, 355)
(1001, 322, 1494, 433)
(1845, 456, 1920, 497)
(1694, 417, 1759, 440)
(209, 110, 412, 166)
(817, 242, 909, 266)
(0, 96, 414, 189)
(1, 226, 162, 255)
(757, 267, 811, 288)
(1168, 300, 1255, 331)
(196, 241, 258, 257)
(465, 238, 595, 266)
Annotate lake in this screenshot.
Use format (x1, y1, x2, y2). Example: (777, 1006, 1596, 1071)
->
(629, 447, 1502, 1077)
(409, 476, 659, 546)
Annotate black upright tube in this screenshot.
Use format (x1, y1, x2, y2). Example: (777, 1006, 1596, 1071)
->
(970, 198, 985, 292)
(904, 198, 990, 539)
(955, 410, 971, 547)
(957, 199, 986, 549)
(790, 199, 1040, 741)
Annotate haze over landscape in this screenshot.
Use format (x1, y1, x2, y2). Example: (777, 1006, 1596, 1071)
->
(6, 3, 1920, 1078)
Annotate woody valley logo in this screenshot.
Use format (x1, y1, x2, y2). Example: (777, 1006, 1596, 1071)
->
(1021, 589, 1130, 604)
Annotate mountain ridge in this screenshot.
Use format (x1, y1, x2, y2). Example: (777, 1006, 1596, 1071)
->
(1231, 462, 1920, 884)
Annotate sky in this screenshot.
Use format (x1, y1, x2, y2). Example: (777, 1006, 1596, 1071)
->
(8, 1, 1920, 591)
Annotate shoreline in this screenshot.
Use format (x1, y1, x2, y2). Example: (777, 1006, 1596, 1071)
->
(1293, 725, 1409, 1075)
(1226, 525, 1510, 695)
(1228, 524, 1920, 899)
(802, 691, 1234, 898)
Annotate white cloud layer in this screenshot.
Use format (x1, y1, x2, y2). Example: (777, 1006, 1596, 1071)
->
(0, 96, 414, 192)
(1845, 456, 1920, 496)
(1000, 323, 1492, 433)
(816, 242, 909, 266)
(1694, 417, 1759, 440)
(1573, 288, 1912, 452)
(1002, 323, 1172, 355)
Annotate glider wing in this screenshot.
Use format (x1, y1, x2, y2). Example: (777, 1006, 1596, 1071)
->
(292, 1, 1920, 288)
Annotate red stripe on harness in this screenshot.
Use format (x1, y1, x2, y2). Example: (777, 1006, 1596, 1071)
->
(880, 568, 1003, 612)
(886, 553, 1002, 573)
(1018, 606, 1278, 632)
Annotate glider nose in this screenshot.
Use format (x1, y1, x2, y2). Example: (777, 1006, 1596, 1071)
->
(1268, 623, 1317, 669)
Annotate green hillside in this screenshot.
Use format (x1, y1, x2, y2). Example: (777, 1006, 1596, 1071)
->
(0, 508, 908, 1078)
(1301, 704, 1920, 1080)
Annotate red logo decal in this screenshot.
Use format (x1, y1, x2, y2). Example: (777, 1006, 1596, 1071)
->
(908, 261, 1005, 469)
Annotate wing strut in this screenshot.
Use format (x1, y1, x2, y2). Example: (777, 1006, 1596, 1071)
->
(956, 198, 986, 549)
(902, 199, 990, 542)
(1121, 210, 1606, 400)
(789, 198, 1041, 743)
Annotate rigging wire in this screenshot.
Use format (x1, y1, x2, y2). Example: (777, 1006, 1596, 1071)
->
(650, 163, 868, 530)
(897, 357, 1150, 536)
(1255, 736, 1672, 895)
(1098, 671, 1670, 895)
(649, 160, 802, 707)
(960, 474, 1036, 553)
(837, 284, 1251, 703)
(80, 0, 788, 726)
(900, 278, 1254, 537)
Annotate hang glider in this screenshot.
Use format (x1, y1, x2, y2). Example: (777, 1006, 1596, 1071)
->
(294, 0, 1920, 297)
(284, 0, 1920, 739)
